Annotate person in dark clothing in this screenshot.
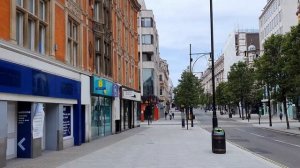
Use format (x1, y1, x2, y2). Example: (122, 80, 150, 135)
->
(145, 105, 151, 125)
(172, 112, 174, 119)
(165, 111, 168, 120)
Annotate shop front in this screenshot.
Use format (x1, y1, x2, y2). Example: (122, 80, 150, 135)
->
(122, 88, 141, 130)
(91, 76, 118, 139)
(0, 59, 81, 166)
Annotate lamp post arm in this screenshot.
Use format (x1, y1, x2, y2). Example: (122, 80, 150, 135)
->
(191, 53, 209, 71)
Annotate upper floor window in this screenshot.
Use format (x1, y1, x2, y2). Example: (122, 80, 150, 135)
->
(159, 75, 162, 81)
(141, 18, 153, 27)
(67, 18, 79, 67)
(16, 0, 23, 7)
(94, 1, 101, 22)
(16, 0, 48, 54)
(142, 34, 153, 45)
(95, 38, 101, 74)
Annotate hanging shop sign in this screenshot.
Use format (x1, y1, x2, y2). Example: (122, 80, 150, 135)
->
(92, 76, 117, 97)
(122, 89, 141, 101)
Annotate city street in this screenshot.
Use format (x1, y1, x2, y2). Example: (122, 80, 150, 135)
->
(5, 110, 280, 168)
(195, 109, 300, 168)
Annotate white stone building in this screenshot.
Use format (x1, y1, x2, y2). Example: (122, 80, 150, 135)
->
(259, 0, 298, 50)
(138, 0, 160, 101)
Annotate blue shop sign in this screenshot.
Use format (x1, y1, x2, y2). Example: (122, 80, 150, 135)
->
(92, 76, 117, 97)
(0, 59, 80, 99)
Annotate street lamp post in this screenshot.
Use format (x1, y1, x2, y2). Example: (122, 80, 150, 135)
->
(210, 0, 218, 129)
(189, 44, 211, 128)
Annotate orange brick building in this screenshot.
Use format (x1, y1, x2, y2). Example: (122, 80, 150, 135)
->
(0, 0, 142, 166)
(111, 0, 141, 131)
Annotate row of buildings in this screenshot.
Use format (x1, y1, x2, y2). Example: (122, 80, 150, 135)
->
(201, 0, 299, 117)
(0, 0, 171, 166)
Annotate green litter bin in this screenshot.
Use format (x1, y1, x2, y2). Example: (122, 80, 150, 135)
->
(212, 127, 226, 154)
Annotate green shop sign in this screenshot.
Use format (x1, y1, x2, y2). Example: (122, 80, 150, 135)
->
(91, 76, 118, 97)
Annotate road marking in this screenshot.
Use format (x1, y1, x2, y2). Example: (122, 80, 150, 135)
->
(273, 139, 300, 148)
(250, 133, 265, 138)
(18, 137, 26, 151)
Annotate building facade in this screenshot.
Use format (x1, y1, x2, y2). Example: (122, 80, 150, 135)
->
(138, 0, 161, 121)
(0, 0, 141, 166)
(0, 0, 95, 165)
(201, 30, 259, 94)
(158, 58, 170, 116)
(259, 0, 298, 50)
(111, 0, 141, 132)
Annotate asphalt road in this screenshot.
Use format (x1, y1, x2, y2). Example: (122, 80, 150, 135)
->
(195, 109, 300, 168)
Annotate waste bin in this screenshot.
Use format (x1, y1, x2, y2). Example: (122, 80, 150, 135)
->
(212, 127, 226, 154)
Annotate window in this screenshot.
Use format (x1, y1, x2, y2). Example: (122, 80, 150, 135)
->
(39, 0, 46, 21)
(104, 42, 111, 76)
(16, 0, 49, 54)
(39, 25, 46, 54)
(16, 12, 23, 46)
(28, 19, 35, 51)
(159, 75, 162, 81)
(142, 53, 152, 61)
(67, 18, 79, 67)
(94, 1, 100, 22)
(16, 0, 23, 7)
(160, 87, 163, 96)
(29, 0, 35, 14)
(118, 55, 122, 82)
(141, 18, 153, 27)
(95, 38, 101, 74)
(142, 34, 153, 44)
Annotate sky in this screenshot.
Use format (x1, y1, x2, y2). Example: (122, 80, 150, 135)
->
(144, 0, 266, 86)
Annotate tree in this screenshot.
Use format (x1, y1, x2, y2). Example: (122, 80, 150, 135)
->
(216, 82, 231, 113)
(256, 34, 291, 129)
(254, 34, 282, 127)
(227, 62, 255, 120)
(174, 71, 202, 108)
(282, 24, 300, 121)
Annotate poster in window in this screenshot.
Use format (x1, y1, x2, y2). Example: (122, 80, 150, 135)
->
(63, 106, 72, 137)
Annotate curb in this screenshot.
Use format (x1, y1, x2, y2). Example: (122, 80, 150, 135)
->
(227, 140, 287, 168)
(259, 127, 300, 136)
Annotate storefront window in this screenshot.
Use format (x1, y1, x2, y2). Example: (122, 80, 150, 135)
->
(91, 96, 112, 138)
(143, 68, 154, 96)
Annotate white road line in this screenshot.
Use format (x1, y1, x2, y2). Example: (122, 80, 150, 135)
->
(273, 139, 300, 148)
(250, 133, 265, 138)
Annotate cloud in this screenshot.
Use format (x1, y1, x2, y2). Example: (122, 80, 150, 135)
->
(144, 0, 266, 86)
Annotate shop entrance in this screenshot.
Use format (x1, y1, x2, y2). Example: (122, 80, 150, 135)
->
(91, 96, 112, 139)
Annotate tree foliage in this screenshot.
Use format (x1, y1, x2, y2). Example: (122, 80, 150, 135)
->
(174, 71, 202, 108)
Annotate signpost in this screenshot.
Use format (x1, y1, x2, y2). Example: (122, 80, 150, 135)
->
(17, 109, 32, 158)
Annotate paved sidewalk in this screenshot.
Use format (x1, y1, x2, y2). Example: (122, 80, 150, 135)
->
(6, 111, 281, 168)
(210, 109, 300, 135)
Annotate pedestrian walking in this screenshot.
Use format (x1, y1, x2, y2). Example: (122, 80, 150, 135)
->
(169, 112, 172, 120)
(165, 111, 168, 120)
(145, 105, 151, 125)
(279, 112, 283, 121)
